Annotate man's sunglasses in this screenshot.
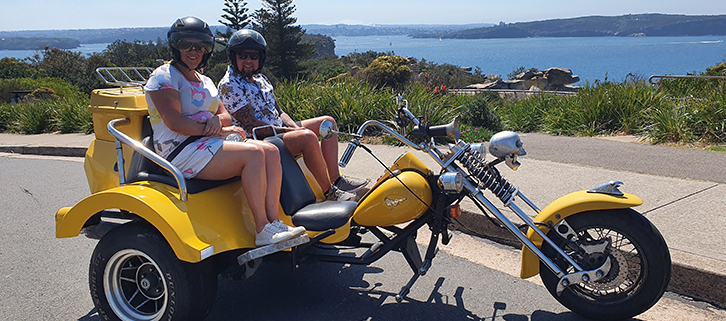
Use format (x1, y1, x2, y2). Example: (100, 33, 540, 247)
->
(175, 41, 213, 54)
(236, 52, 260, 60)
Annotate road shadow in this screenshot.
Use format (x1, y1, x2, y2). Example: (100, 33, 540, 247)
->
(208, 259, 482, 320)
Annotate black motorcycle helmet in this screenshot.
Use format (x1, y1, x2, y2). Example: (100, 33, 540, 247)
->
(226, 29, 267, 74)
(167, 16, 215, 71)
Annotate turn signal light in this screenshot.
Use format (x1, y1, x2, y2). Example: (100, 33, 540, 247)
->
(448, 204, 461, 218)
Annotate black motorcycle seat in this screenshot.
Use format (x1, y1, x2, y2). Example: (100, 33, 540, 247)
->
(263, 135, 356, 231)
(291, 200, 358, 231)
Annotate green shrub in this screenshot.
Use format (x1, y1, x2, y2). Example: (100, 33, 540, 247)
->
(644, 102, 695, 143)
(460, 124, 495, 143)
(0, 95, 91, 134)
(0, 103, 16, 132)
(498, 94, 550, 133)
(460, 92, 502, 131)
(53, 97, 93, 133)
(275, 78, 463, 140)
(0, 77, 84, 102)
(13, 100, 54, 134)
(25, 87, 60, 101)
(361, 56, 412, 89)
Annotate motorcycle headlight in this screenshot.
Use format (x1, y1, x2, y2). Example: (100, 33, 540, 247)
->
(489, 131, 526, 158)
(438, 172, 464, 193)
(468, 143, 486, 160)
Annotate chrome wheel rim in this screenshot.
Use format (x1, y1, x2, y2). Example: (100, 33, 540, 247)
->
(104, 249, 168, 321)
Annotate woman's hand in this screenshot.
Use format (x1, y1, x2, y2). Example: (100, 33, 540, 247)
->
(199, 115, 223, 136)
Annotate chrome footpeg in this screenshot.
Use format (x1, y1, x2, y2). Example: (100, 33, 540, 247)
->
(237, 234, 310, 265)
(556, 256, 612, 296)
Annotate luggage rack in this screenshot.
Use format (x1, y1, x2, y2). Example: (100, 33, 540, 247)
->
(95, 67, 154, 90)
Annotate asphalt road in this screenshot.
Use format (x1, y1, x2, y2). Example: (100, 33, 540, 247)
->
(1, 153, 724, 321)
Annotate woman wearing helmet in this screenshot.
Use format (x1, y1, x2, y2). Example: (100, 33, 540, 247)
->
(145, 17, 304, 246)
(218, 29, 367, 201)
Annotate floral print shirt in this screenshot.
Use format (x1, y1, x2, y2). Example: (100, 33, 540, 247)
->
(218, 67, 282, 136)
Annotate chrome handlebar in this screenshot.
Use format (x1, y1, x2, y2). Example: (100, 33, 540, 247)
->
(107, 118, 189, 202)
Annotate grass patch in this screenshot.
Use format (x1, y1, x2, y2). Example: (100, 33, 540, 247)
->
(0, 95, 91, 134)
(707, 145, 726, 153)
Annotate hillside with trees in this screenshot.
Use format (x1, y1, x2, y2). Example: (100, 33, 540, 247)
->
(428, 14, 726, 39)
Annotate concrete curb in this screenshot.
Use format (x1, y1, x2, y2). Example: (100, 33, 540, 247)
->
(452, 209, 726, 308)
(0, 145, 87, 157)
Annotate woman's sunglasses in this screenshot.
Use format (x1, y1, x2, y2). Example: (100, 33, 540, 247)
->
(175, 41, 213, 54)
(236, 52, 260, 60)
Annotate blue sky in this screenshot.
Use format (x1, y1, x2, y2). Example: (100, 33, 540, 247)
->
(0, 0, 724, 31)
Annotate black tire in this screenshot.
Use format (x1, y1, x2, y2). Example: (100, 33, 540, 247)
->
(539, 209, 671, 321)
(89, 222, 217, 321)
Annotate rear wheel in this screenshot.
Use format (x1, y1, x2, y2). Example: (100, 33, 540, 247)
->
(89, 222, 217, 321)
(539, 209, 671, 320)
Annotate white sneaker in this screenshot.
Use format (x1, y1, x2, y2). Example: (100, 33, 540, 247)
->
(272, 220, 306, 237)
(256, 222, 294, 246)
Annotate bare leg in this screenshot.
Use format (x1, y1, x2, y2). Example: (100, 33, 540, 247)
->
(281, 129, 333, 192)
(300, 116, 341, 182)
(245, 140, 282, 223)
(195, 141, 278, 233)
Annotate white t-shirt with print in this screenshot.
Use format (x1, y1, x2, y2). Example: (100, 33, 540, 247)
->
(143, 64, 223, 178)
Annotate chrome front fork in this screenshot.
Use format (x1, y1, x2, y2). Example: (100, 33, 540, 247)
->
(463, 180, 611, 295)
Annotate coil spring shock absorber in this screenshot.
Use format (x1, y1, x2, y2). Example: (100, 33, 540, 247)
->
(457, 145, 518, 204)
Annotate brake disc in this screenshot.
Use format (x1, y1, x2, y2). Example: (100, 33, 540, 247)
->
(584, 249, 629, 291)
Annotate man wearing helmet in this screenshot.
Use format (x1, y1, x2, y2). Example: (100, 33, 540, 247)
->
(218, 29, 367, 202)
(145, 17, 304, 246)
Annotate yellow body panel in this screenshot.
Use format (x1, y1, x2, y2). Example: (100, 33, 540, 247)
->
(56, 181, 258, 263)
(519, 190, 643, 279)
(89, 87, 149, 142)
(353, 171, 432, 226)
(365, 151, 433, 192)
(84, 140, 136, 193)
(353, 152, 433, 226)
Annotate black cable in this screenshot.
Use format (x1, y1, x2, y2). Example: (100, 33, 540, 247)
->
(357, 143, 437, 214)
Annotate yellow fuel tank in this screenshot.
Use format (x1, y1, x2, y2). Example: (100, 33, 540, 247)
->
(353, 170, 432, 226)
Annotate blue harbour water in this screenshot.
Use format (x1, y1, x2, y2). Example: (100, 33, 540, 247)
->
(333, 35, 726, 84)
(2, 36, 725, 84)
(1, 43, 110, 60)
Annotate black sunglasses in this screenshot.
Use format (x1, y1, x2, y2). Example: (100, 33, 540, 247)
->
(236, 52, 260, 60)
(175, 41, 213, 54)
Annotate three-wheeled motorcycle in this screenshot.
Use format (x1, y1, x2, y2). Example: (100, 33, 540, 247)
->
(55, 67, 670, 321)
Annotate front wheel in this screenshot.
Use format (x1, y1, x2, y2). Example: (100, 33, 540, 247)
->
(89, 222, 217, 321)
(539, 209, 671, 321)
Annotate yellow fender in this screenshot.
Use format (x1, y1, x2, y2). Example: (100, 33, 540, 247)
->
(520, 190, 643, 279)
(56, 182, 257, 263)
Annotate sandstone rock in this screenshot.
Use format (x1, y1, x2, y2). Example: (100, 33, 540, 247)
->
(516, 70, 542, 81)
(483, 79, 527, 90)
(466, 67, 580, 93)
(543, 67, 580, 85)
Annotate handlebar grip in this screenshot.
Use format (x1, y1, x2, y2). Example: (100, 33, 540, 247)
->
(427, 124, 449, 137)
(338, 141, 358, 168)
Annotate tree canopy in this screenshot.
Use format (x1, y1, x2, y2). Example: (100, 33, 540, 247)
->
(253, 0, 314, 79)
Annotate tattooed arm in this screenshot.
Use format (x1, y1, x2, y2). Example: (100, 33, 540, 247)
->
(230, 102, 298, 138)
(276, 101, 298, 128)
